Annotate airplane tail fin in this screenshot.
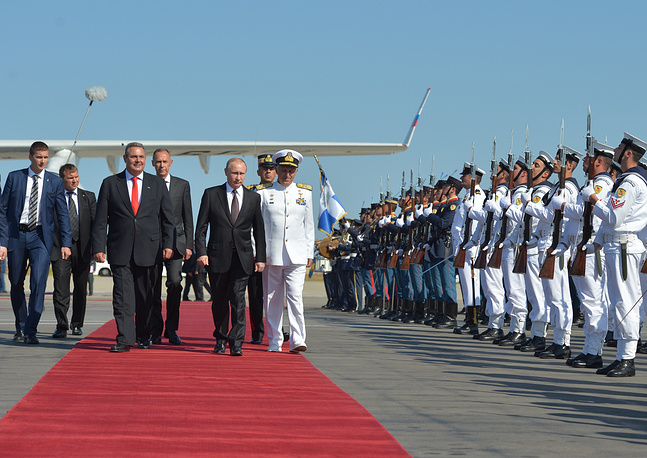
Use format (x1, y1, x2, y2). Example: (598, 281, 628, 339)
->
(402, 88, 431, 148)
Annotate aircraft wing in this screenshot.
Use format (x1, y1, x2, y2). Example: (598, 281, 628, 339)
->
(0, 88, 430, 173)
(0, 139, 408, 160)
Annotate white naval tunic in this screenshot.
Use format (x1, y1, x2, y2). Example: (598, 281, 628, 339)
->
(258, 181, 315, 351)
(593, 168, 647, 360)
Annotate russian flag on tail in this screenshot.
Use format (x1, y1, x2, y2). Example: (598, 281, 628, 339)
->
(314, 155, 347, 236)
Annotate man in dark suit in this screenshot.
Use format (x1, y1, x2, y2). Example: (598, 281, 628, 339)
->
(51, 164, 96, 338)
(1, 141, 72, 344)
(195, 157, 266, 356)
(150, 148, 193, 345)
(92, 142, 175, 352)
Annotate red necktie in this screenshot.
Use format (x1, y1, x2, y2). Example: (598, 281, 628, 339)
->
(131, 176, 139, 215)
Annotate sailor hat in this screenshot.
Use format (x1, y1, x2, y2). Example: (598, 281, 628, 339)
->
(593, 141, 615, 160)
(498, 158, 510, 173)
(272, 149, 303, 167)
(536, 151, 554, 172)
(460, 162, 486, 177)
(620, 132, 647, 155)
(563, 146, 583, 164)
(515, 155, 529, 170)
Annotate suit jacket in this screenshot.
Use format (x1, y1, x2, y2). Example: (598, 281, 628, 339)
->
(51, 189, 97, 263)
(167, 176, 193, 258)
(1, 168, 72, 253)
(92, 171, 175, 267)
(195, 184, 266, 276)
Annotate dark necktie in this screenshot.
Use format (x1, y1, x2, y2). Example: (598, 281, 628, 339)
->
(27, 175, 39, 230)
(68, 191, 79, 241)
(231, 190, 239, 223)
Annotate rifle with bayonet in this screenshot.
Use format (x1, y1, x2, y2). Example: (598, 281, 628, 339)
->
(375, 176, 390, 269)
(474, 137, 497, 269)
(412, 160, 435, 264)
(512, 127, 532, 274)
(488, 130, 515, 269)
(453, 144, 476, 268)
(539, 120, 566, 279)
(570, 107, 594, 277)
(388, 171, 406, 268)
(401, 169, 415, 270)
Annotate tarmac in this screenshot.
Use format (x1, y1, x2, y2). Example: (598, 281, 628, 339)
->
(2, 273, 647, 457)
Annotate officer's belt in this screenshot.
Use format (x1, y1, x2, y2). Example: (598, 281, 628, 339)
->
(603, 233, 637, 244)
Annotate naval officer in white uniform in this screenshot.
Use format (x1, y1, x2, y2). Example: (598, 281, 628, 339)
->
(258, 149, 315, 353)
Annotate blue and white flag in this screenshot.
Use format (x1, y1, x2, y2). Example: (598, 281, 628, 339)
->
(315, 156, 347, 236)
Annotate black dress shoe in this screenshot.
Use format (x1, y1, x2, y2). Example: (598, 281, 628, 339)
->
(13, 330, 24, 341)
(607, 359, 635, 377)
(478, 328, 504, 341)
(249, 338, 263, 345)
(137, 339, 151, 349)
(71, 327, 83, 335)
(230, 346, 243, 356)
(52, 329, 67, 338)
(597, 359, 620, 375)
(24, 334, 40, 345)
(110, 344, 131, 352)
(573, 354, 603, 369)
(150, 335, 162, 345)
(566, 352, 586, 367)
(167, 332, 181, 345)
(513, 337, 532, 350)
(498, 332, 526, 346)
(539, 343, 571, 359)
(433, 316, 457, 329)
(213, 342, 226, 354)
(519, 336, 546, 353)
(453, 322, 479, 335)
(638, 341, 647, 354)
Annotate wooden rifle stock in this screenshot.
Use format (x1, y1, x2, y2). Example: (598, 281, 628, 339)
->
(512, 214, 531, 274)
(641, 256, 647, 274)
(569, 245, 587, 277)
(474, 212, 493, 269)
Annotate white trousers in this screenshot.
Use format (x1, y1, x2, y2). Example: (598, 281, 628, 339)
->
(526, 249, 548, 333)
(540, 250, 572, 345)
(502, 247, 527, 333)
(571, 252, 607, 356)
(482, 261, 505, 329)
(457, 249, 480, 307)
(606, 251, 642, 360)
(263, 264, 307, 351)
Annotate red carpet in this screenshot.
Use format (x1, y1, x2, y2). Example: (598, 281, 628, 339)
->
(0, 303, 409, 457)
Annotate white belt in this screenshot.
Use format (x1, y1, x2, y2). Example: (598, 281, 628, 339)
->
(369, 244, 379, 249)
(349, 253, 357, 258)
(603, 233, 637, 244)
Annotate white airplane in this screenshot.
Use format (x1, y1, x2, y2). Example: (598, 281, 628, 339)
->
(0, 88, 430, 175)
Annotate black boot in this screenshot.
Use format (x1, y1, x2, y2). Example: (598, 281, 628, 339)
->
(435, 302, 458, 329)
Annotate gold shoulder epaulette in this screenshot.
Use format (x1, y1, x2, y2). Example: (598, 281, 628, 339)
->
(246, 184, 257, 190)
(257, 183, 273, 190)
(296, 183, 312, 191)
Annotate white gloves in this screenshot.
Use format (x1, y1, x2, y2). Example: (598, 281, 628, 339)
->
(551, 193, 565, 210)
(520, 191, 532, 204)
(498, 195, 511, 210)
(463, 239, 475, 250)
(498, 239, 512, 250)
(550, 243, 568, 257)
(580, 181, 596, 202)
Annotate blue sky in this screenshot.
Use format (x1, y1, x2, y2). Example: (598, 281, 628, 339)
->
(2, 1, 646, 236)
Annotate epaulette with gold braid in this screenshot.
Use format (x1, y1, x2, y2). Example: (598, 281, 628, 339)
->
(296, 183, 312, 191)
(256, 183, 273, 190)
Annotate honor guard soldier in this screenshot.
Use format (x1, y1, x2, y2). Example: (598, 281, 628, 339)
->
(426, 176, 462, 328)
(452, 162, 486, 333)
(527, 147, 580, 359)
(515, 151, 554, 351)
(587, 133, 647, 377)
(468, 158, 510, 340)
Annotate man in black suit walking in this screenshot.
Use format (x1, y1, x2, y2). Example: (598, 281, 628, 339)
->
(51, 164, 96, 338)
(150, 148, 193, 345)
(195, 157, 266, 356)
(92, 142, 175, 352)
